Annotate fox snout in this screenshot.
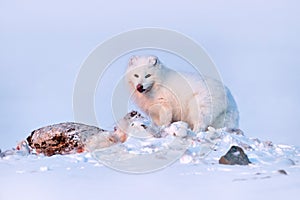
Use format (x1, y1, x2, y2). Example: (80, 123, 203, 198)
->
(136, 84, 145, 93)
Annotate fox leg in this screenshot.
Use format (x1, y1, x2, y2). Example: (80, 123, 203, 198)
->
(147, 103, 172, 127)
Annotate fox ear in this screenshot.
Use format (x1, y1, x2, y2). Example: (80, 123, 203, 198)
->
(128, 56, 138, 67)
(148, 56, 158, 66)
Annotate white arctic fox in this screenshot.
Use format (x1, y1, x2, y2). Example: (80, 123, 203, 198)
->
(125, 55, 239, 132)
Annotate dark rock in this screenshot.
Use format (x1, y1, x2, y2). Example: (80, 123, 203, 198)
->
(278, 169, 288, 175)
(219, 146, 251, 165)
(0, 149, 3, 158)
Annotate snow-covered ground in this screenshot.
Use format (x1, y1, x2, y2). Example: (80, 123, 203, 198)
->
(1, 153, 299, 200)
(1, 122, 299, 200)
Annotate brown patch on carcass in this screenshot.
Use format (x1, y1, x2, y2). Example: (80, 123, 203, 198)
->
(26, 122, 102, 156)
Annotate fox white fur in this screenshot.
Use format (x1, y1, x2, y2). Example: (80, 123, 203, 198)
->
(125, 55, 239, 132)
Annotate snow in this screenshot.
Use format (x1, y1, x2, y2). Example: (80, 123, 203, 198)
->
(1, 121, 300, 200)
(1, 151, 299, 200)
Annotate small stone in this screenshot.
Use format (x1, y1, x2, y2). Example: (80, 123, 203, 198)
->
(278, 169, 288, 175)
(219, 146, 251, 165)
(0, 149, 4, 158)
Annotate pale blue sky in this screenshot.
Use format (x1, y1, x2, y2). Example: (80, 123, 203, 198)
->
(0, 0, 299, 149)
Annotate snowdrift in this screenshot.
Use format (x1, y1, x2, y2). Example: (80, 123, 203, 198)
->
(0, 111, 299, 200)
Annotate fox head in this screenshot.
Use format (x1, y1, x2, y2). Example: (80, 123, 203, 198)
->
(126, 55, 162, 94)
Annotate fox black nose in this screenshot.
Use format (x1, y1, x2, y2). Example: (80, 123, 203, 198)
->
(136, 84, 144, 93)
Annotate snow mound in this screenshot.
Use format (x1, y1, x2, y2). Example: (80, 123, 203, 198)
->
(1, 112, 299, 176)
(91, 119, 300, 173)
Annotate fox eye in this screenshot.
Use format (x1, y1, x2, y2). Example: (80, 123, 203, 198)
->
(134, 74, 139, 78)
(145, 74, 151, 78)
